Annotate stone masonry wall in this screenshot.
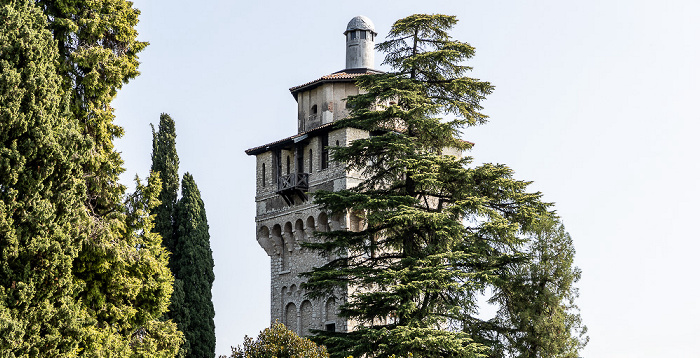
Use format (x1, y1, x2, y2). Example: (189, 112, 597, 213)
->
(254, 126, 368, 335)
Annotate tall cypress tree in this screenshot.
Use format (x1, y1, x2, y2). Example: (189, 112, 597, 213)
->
(151, 113, 180, 252)
(21, 0, 184, 354)
(0, 0, 86, 355)
(488, 218, 588, 358)
(172, 173, 216, 358)
(302, 14, 585, 358)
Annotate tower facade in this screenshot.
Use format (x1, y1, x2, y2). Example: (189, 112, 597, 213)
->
(246, 16, 381, 335)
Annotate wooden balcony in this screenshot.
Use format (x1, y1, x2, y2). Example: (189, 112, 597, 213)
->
(277, 173, 309, 205)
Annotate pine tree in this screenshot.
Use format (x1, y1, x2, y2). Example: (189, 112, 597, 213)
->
(0, 0, 86, 355)
(151, 113, 180, 253)
(171, 173, 216, 358)
(302, 14, 584, 358)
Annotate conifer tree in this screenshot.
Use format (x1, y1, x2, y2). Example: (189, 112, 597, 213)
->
(302, 14, 585, 358)
(151, 113, 180, 252)
(0, 1, 86, 354)
(16, 0, 184, 354)
(171, 173, 216, 358)
(487, 218, 588, 358)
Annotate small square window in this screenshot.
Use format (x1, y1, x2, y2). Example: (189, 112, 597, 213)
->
(325, 323, 336, 332)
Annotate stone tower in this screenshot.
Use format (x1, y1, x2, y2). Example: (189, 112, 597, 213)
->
(245, 16, 381, 335)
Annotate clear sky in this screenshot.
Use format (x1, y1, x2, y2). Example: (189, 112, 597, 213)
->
(112, 0, 700, 356)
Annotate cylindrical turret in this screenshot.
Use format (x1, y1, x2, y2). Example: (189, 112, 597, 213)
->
(345, 16, 377, 70)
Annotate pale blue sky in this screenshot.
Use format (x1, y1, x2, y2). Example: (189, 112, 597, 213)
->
(113, 1, 700, 356)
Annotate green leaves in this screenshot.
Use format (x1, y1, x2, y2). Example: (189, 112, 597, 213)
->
(229, 322, 329, 358)
(0, 0, 86, 354)
(0, 0, 184, 355)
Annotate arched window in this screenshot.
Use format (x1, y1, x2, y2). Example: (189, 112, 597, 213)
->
(311, 104, 318, 115)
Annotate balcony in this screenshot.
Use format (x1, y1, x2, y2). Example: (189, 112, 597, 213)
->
(276, 173, 309, 205)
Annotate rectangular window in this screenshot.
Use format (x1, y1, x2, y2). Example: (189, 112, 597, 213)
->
(297, 147, 304, 174)
(360, 31, 366, 39)
(350, 31, 356, 40)
(309, 149, 313, 173)
(321, 134, 329, 170)
(325, 323, 335, 332)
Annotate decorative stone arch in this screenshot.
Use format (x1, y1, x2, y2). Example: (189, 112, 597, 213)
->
(257, 226, 275, 256)
(294, 219, 305, 244)
(349, 210, 364, 232)
(285, 302, 298, 334)
(272, 224, 289, 271)
(300, 300, 313, 336)
(271, 224, 283, 254)
(283, 222, 295, 250)
(317, 212, 329, 232)
(281, 286, 287, 319)
(330, 211, 344, 231)
(306, 216, 316, 241)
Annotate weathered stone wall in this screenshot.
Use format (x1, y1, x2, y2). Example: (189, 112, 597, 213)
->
(297, 82, 360, 132)
(254, 126, 369, 335)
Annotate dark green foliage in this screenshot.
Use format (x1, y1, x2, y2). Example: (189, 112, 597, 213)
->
(0, 1, 85, 354)
(486, 219, 588, 358)
(151, 113, 180, 253)
(302, 14, 585, 358)
(227, 322, 329, 358)
(34, 0, 147, 220)
(171, 173, 216, 358)
(148, 113, 215, 357)
(0, 0, 183, 354)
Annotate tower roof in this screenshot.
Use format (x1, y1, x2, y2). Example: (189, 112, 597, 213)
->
(288, 68, 384, 100)
(344, 15, 377, 35)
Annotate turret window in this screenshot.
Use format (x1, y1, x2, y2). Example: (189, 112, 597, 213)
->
(360, 31, 366, 39)
(350, 31, 356, 40)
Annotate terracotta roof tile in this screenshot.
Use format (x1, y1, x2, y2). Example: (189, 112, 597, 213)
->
(289, 68, 383, 94)
(245, 123, 335, 155)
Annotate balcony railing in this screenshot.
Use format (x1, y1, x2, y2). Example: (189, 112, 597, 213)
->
(277, 172, 309, 193)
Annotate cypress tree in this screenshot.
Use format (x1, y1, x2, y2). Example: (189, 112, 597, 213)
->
(24, 0, 183, 354)
(302, 14, 585, 358)
(0, 0, 86, 355)
(151, 113, 180, 252)
(171, 173, 216, 358)
(488, 218, 588, 358)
